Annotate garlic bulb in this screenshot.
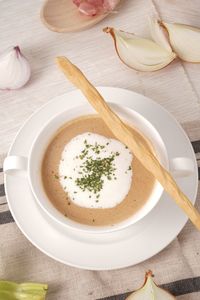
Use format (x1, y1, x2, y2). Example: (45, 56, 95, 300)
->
(127, 271, 175, 300)
(162, 22, 200, 62)
(104, 27, 176, 72)
(0, 46, 31, 90)
(149, 18, 172, 52)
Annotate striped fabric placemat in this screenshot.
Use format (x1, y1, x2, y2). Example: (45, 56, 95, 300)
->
(99, 277, 200, 299)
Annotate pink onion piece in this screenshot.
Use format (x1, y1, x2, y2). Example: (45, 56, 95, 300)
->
(73, 0, 82, 5)
(87, 0, 104, 5)
(78, 2, 97, 16)
(72, 0, 119, 16)
(103, 0, 119, 11)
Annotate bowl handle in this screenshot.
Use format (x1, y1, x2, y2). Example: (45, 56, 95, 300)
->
(169, 157, 194, 177)
(3, 156, 27, 177)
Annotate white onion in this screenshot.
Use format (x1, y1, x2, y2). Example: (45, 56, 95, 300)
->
(149, 17, 172, 52)
(104, 27, 176, 72)
(0, 46, 31, 90)
(163, 22, 200, 62)
(127, 271, 175, 300)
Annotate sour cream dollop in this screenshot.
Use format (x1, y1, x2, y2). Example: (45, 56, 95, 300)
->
(59, 132, 133, 209)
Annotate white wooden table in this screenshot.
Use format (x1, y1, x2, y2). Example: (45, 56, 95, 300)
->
(1, 2, 200, 299)
(1, 0, 200, 154)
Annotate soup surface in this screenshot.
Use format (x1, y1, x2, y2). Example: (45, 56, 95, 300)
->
(41, 115, 156, 226)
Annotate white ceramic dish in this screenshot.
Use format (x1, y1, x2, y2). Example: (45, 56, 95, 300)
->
(4, 103, 170, 233)
(4, 87, 198, 270)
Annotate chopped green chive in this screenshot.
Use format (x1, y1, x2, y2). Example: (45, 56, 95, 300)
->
(72, 141, 122, 195)
(75, 154, 116, 193)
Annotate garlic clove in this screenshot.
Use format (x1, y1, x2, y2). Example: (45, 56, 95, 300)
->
(149, 17, 172, 52)
(162, 22, 200, 62)
(127, 271, 175, 300)
(0, 46, 31, 90)
(104, 27, 176, 72)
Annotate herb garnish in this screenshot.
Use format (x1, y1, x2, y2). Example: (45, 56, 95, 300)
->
(70, 139, 123, 198)
(75, 155, 116, 193)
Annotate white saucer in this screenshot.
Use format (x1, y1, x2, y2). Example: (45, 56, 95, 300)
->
(5, 87, 198, 270)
